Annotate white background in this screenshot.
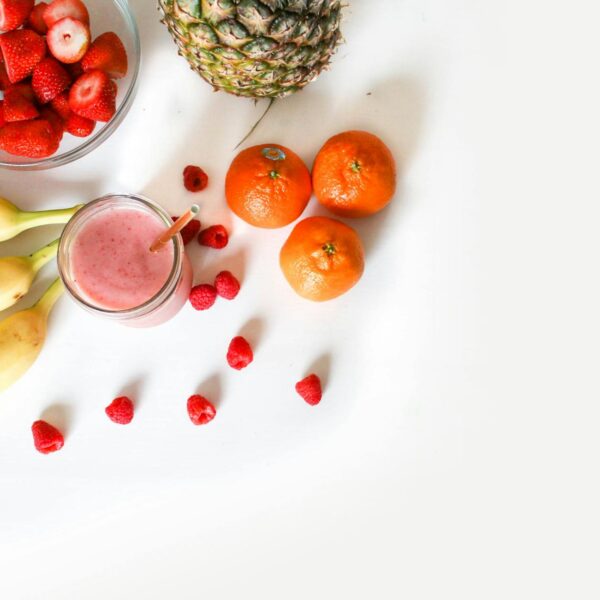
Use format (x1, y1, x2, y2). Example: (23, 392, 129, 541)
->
(1, 0, 600, 598)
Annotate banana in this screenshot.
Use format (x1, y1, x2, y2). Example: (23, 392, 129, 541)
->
(0, 278, 63, 393)
(0, 239, 59, 312)
(0, 197, 83, 242)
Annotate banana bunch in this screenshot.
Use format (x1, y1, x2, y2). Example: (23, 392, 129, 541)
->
(0, 197, 82, 392)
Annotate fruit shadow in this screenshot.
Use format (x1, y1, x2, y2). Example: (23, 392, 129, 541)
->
(117, 376, 146, 410)
(40, 403, 73, 438)
(196, 373, 224, 409)
(238, 317, 266, 353)
(306, 353, 333, 390)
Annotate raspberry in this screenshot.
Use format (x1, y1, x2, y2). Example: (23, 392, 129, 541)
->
(227, 336, 253, 370)
(31, 420, 64, 454)
(295, 374, 323, 406)
(214, 271, 240, 300)
(172, 216, 201, 246)
(189, 284, 217, 310)
(105, 396, 134, 424)
(187, 395, 216, 425)
(198, 225, 228, 249)
(183, 165, 209, 192)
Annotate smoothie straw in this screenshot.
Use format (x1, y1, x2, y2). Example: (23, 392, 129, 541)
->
(150, 205, 199, 253)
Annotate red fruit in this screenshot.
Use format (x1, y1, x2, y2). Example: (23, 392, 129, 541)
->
(42, 0, 88, 28)
(32, 57, 70, 104)
(64, 60, 82, 78)
(187, 395, 216, 426)
(227, 336, 253, 370)
(198, 225, 228, 249)
(47, 16, 90, 64)
(183, 165, 209, 192)
(0, 0, 34, 32)
(189, 283, 217, 311)
(31, 420, 64, 454)
(2, 84, 38, 121)
(0, 100, 5, 128)
(40, 106, 64, 139)
(50, 90, 70, 119)
(295, 374, 323, 406)
(27, 2, 48, 34)
(0, 60, 10, 89)
(10, 80, 34, 101)
(105, 396, 134, 425)
(69, 69, 116, 122)
(64, 111, 94, 136)
(214, 271, 240, 300)
(0, 118, 60, 157)
(172, 216, 201, 245)
(81, 32, 128, 79)
(0, 29, 46, 83)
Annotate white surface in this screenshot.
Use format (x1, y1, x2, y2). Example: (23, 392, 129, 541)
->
(1, 1, 599, 598)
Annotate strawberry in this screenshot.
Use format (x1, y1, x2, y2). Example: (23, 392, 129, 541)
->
(64, 111, 94, 136)
(0, 100, 6, 128)
(10, 80, 35, 101)
(81, 32, 128, 79)
(0, 60, 11, 90)
(69, 69, 116, 122)
(32, 57, 70, 103)
(2, 84, 39, 121)
(46, 16, 89, 64)
(27, 1, 48, 34)
(0, 29, 46, 83)
(40, 106, 64, 140)
(0, 119, 60, 157)
(42, 0, 88, 29)
(50, 90, 70, 119)
(65, 60, 82, 78)
(0, 0, 34, 32)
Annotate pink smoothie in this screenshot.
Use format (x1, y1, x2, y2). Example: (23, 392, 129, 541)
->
(70, 207, 176, 311)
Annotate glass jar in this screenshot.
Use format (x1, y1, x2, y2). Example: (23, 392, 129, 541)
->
(58, 194, 193, 327)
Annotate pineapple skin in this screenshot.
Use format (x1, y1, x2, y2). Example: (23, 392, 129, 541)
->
(158, 0, 344, 98)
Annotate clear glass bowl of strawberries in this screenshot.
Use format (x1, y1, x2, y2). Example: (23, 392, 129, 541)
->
(0, 0, 140, 169)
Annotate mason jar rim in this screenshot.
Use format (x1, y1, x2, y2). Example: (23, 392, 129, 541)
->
(57, 193, 184, 321)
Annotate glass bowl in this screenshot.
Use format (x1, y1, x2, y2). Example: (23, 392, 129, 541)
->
(0, 0, 140, 171)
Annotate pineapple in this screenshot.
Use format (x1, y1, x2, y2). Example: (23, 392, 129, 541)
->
(158, 0, 344, 98)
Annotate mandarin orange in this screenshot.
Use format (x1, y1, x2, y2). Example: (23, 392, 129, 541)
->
(312, 130, 396, 218)
(226, 144, 312, 229)
(279, 217, 365, 302)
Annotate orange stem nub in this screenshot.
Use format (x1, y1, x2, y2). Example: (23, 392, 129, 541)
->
(150, 205, 199, 253)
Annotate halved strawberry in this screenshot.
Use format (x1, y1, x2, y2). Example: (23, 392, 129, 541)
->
(0, 118, 60, 157)
(0, 100, 6, 128)
(32, 56, 70, 103)
(39, 106, 64, 140)
(69, 69, 116, 122)
(64, 111, 94, 137)
(50, 90, 70, 119)
(0, 29, 46, 83)
(47, 16, 89, 64)
(42, 0, 88, 28)
(27, 1, 48, 34)
(81, 32, 128, 79)
(0, 0, 34, 32)
(3, 84, 39, 121)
